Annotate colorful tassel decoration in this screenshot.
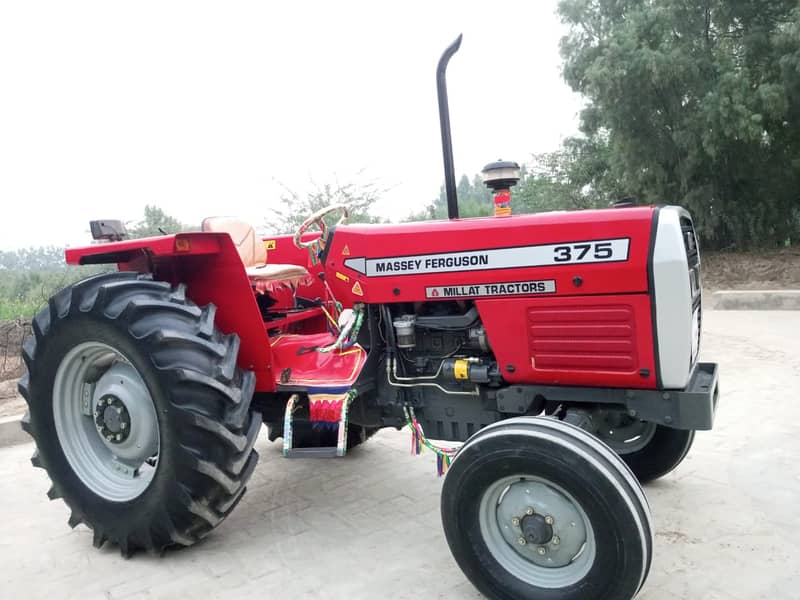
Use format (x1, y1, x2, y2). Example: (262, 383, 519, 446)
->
(404, 406, 460, 476)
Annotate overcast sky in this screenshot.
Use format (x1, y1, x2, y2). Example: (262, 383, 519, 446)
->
(0, 1, 582, 251)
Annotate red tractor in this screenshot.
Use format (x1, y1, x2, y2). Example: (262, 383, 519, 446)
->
(19, 37, 718, 600)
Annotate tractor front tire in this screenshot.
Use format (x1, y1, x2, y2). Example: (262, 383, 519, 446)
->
(592, 410, 695, 483)
(19, 272, 261, 555)
(441, 417, 652, 600)
(615, 427, 695, 484)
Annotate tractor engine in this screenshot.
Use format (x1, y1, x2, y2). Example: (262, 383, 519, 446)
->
(378, 302, 511, 440)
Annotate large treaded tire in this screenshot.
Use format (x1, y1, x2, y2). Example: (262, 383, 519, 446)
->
(619, 426, 695, 484)
(441, 417, 652, 600)
(18, 272, 261, 555)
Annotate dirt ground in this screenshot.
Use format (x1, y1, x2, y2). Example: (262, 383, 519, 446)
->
(0, 249, 798, 418)
(701, 246, 800, 291)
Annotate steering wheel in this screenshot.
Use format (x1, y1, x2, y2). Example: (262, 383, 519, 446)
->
(293, 204, 350, 249)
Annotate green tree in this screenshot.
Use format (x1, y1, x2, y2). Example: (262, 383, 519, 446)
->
(265, 179, 385, 234)
(516, 135, 622, 213)
(559, 0, 800, 249)
(128, 205, 192, 238)
(407, 174, 494, 221)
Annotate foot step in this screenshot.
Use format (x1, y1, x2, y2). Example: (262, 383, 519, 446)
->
(282, 393, 351, 458)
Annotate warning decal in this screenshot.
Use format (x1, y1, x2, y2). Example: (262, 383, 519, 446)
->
(425, 279, 556, 299)
(343, 238, 629, 277)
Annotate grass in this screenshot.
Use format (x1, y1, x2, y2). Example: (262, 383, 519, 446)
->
(0, 299, 42, 321)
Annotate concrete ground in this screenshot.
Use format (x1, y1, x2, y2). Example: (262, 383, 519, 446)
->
(1, 310, 798, 600)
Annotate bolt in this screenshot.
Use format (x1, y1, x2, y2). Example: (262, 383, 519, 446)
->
(552, 536, 560, 545)
(518, 537, 527, 546)
(526, 507, 534, 516)
(511, 517, 520, 527)
(628, 409, 637, 417)
(120, 422, 127, 430)
(537, 547, 547, 555)
(545, 515, 554, 525)
(664, 415, 673, 424)
(570, 522, 576, 527)
(116, 434, 123, 442)
(106, 435, 114, 441)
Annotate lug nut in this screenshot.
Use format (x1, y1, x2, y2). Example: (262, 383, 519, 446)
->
(518, 537, 527, 546)
(537, 547, 546, 555)
(525, 507, 534, 516)
(544, 515, 554, 525)
(552, 536, 560, 545)
(511, 517, 520, 527)
(120, 422, 127, 430)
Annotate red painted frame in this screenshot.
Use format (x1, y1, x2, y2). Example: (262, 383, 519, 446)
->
(66, 206, 659, 392)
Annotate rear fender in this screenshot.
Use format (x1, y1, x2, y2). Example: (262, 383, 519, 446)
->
(67, 232, 276, 392)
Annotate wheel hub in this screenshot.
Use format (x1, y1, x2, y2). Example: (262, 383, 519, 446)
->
(489, 478, 590, 569)
(521, 513, 553, 545)
(94, 395, 131, 443)
(593, 408, 657, 454)
(52, 342, 160, 502)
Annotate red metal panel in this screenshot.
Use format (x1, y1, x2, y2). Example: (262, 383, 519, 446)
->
(528, 305, 636, 371)
(65, 233, 222, 265)
(323, 206, 655, 305)
(477, 294, 657, 390)
(171, 235, 276, 392)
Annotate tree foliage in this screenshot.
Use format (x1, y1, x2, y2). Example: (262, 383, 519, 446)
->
(264, 179, 385, 234)
(0, 204, 185, 319)
(558, 0, 800, 249)
(515, 135, 621, 213)
(128, 205, 193, 238)
(407, 174, 494, 220)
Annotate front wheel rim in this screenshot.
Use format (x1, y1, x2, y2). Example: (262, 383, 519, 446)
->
(478, 474, 596, 589)
(594, 411, 658, 455)
(53, 341, 160, 502)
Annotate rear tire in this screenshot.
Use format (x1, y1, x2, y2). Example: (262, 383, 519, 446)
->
(19, 272, 261, 555)
(441, 417, 652, 600)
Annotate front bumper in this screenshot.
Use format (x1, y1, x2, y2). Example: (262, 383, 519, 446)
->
(624, 362, 719, 430)
(495, 362, 720, 431)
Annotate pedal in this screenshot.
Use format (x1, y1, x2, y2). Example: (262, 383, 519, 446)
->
(282, 393, 351, 458)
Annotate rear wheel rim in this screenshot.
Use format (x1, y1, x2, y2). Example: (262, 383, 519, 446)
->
(53, 341, 160, 502)
(478, 474, 596, 588)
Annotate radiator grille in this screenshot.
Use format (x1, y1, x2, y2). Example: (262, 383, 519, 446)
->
(528, 305, 637, 372)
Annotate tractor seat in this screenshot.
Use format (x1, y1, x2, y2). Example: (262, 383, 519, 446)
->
(201, 217, 311, 292)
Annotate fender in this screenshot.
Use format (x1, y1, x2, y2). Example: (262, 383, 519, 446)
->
(65, 232, 277, 392)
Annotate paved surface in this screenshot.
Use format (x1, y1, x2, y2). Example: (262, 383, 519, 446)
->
(1, 310, 799, 600)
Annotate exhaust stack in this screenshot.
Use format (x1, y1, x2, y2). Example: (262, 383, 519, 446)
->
(436, 34, 462, 220)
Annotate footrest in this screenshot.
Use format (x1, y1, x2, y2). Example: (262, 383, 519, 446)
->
(282, 393, 352, 458)
(284, 447, 340, 459)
